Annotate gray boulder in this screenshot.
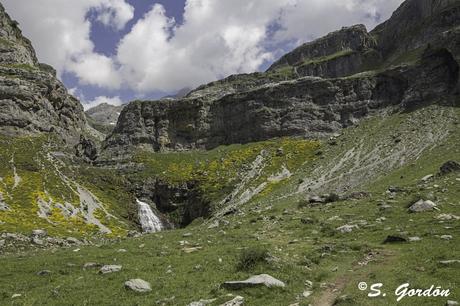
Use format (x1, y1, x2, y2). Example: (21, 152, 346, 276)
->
(408, 200, 436, 213)
(124, 279, 152, 292)
(99, 265, 122, 274)
(223, 274, 285, 290)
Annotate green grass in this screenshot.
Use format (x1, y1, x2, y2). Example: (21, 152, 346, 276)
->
(298, 49, 355, 67)
(0, 105, 458, 305)
(0, 135, 129, 237)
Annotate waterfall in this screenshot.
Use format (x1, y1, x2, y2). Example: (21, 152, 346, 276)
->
(137, 199, 164, 233)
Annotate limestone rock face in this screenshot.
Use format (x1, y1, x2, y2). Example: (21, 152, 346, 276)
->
(268, 24, 379, 78)
(0, 3, 85, 142)
(372, 0, 460, 58)
(105, 48, 458, 152)
(105, 0, 460, 154)
(0, 4, 37, 66)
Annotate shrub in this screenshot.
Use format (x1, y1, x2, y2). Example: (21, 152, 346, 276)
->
(236, 246, 269, 271)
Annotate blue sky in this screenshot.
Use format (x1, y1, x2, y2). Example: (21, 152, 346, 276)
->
(3, 0, 404, 109)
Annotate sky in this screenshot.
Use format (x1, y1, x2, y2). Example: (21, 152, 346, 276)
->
(2, 0, 404, 110)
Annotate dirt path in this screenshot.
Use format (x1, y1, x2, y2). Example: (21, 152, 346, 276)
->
(312, 250, 395, 306)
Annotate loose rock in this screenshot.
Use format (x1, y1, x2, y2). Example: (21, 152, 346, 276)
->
(220, 296, 244, 306)
(408, 200, 436, 213)
(124, 279, 152, 293)
(223, 274, 285, 290)
(99, 265, 122, 274)
(336, 224, 358, 233)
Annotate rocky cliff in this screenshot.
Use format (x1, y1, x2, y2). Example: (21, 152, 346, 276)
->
(105, 0, 460, 154)
(0, 3, 85, 142)
(268, 24, 380, 79)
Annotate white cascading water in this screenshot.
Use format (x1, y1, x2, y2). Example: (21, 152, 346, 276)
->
(136, 199, 164, 233)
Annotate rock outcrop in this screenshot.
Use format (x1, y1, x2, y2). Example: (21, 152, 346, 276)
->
(268, 24, 380, 78)
(0, 3, 85, 142)
(104, 0, 460, 154)
(106, 48, 458, 152)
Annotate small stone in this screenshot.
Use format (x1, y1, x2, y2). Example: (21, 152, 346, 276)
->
(11, 294, 21, 299)
(408, 237, 421, 242)
(183, 233, 193, 237)
(305, 280, 313, 288)
(99, 265, 122, 274)
(182, 247, 202, 253)
(309, 195, 325, 204)
(117, 249, 127, 253)
(124, 279, 152, 292)
(187, 298, 217, 306)
(436, 214, 460, 221)
(37, 270, 52, 276)
(220, 296, 244, 306)
(83, 262, 101, 269)
(336, 224, 358, 233)
(302, 290, 312, 298)
(421, 174, 434, 182)
(439, 260, 460, 265)
(446, 300, 459, 306)
(441, 235, 453, 240)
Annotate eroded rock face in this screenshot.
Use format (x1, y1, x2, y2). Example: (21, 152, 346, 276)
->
(0, 4, 37, 66)
(104, 0, 459, 154)
(268, 24, 379, 78)
(105, 48, 458, 152)
(0, 3, 85, 142)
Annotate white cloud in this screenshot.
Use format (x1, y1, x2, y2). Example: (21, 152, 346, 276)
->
(117, 0, 291, 92)
(2, 0, 133, 88)
(116, 0, 404, 92)
(274, 0, 405, 44)
(95, 0, 135, 30)
(68, 53, 121, 89)
(2, 0, 405, 94)
(82, 95, 124, 110)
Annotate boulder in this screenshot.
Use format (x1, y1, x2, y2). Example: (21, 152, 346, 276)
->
(124, 279, 152, 293)
(223, 274, 286, 290)
(408, 200, 436, 213)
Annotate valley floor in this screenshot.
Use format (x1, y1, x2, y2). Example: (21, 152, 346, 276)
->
(0, 106, 459, 306)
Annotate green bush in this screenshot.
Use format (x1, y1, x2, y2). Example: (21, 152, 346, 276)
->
(236, 246, 269, 271)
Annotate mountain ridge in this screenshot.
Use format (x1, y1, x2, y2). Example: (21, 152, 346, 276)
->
(104, 0, 460, 154)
